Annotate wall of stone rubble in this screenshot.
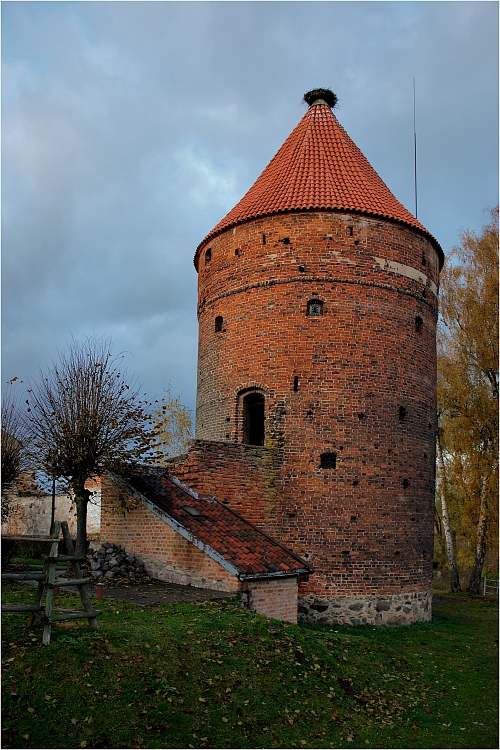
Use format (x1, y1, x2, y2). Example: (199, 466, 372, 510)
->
(86, 542, 147, 580)
(298, 590, 432, 626)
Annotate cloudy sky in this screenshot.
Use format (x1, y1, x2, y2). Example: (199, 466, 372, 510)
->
(2, 1, 498, 420)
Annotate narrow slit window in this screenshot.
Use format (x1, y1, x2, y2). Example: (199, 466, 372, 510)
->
(307, 299, 323, 316)
(398, 406, 407, 422)
(293, 376, 299, 391)
(205, 248, 212, 264)
(215, 316, 223, 332)
(415, 316, 423, 333)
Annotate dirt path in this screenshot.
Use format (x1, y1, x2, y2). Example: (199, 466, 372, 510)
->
(94, 578, 234, 607)
(4, 564, 235, 607)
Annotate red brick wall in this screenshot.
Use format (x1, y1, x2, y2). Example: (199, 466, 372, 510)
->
(169, 440, 283, 531)
(245, 577, 298, 624)
(191, 211, 439, 602)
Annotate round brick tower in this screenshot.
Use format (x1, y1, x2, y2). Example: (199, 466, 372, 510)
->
(193, 89, 443, 625)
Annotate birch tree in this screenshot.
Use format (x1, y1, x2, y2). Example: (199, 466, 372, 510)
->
(435, 421, 461, 591)
(151, 387, 193, 463)
(437, 207, 498, 593)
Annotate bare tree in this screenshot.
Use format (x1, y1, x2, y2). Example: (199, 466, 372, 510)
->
(25, 336, 157, 555)
(1, 382, 32, 521)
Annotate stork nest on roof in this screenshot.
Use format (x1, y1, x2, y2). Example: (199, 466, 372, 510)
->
(303, 88, 338, 109)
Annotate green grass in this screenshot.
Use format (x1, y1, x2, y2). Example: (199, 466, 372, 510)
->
(8, 557, 45, 566)
(2, 585, 498, 749)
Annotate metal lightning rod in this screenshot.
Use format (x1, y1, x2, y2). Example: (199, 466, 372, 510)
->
(413, 77, 418, 219)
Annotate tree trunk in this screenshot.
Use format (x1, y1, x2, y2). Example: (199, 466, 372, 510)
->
(73, 484, 91, 558)
(468, 479, 488, 595)
(436, 432, 461, 592)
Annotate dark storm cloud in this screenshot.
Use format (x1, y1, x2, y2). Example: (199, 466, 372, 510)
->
(2, 1, 498, 416)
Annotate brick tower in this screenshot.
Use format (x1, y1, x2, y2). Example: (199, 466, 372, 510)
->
(191, 89, 443, 625)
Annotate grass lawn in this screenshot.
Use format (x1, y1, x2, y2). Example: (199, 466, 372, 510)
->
(1, 584, 498, 749)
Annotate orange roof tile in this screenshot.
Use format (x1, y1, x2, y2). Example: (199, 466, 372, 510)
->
(197, 96, 442, 262)
(124, 469, 312, 580)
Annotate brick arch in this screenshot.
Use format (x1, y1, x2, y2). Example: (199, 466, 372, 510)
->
(235, 386, 267, 446)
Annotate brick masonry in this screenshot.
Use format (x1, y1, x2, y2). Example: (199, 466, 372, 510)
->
(186, 211, 439, 625)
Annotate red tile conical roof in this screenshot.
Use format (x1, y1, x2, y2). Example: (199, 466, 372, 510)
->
(197, 94, 442, 261)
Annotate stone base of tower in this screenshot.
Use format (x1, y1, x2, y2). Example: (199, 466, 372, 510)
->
(298, 590, 432, 627)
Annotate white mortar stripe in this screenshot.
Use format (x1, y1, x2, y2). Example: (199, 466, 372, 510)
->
(373, 256, 438, 296)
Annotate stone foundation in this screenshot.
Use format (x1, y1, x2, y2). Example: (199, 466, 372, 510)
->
(298, 590, 432, 626)
(136, 554, 239, 593)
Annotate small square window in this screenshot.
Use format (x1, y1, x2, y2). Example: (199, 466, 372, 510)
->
(320, 452, 337, 469)
(307, 299, 323, 316)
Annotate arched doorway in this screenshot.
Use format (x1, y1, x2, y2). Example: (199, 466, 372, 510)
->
(241, 391, 265, 446)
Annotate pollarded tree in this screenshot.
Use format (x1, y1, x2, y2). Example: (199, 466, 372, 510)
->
(437, 207, 499, 593)
(26, 336, 158, 555)
(1, 382, 32, 521)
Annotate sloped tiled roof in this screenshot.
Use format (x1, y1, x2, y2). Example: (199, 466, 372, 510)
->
(119, 469, 311, 580)
(197, 96, 442, 263)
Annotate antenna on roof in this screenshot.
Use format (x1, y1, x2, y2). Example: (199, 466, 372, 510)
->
(413, 77, 418, 219)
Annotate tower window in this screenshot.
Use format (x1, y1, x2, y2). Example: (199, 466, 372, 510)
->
(215, 316, 223, 332)
(398, 406, 407, 422)
(320, 452, 337, 469)
(242, 392, 265, 446)
(293, 376, 299, 391)
(415, 316, 423, 333)
(307, 299, 323, 316)
(205, 248, 212, 264)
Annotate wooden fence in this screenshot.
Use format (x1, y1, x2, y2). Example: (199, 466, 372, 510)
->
(483, 578, 499, 596)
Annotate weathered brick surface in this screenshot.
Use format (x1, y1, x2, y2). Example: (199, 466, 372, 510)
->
(244, 577, 298, 624)
(188, 211, 439, 619)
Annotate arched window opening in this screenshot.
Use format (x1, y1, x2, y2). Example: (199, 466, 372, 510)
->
(215, 316, 223, 332)
(242, 392, 265, 446)
(307, 299, 323, 316)
(205, 248, 212, 264)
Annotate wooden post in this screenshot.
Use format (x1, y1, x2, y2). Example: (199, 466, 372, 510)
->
(42, 521, 61, 646)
